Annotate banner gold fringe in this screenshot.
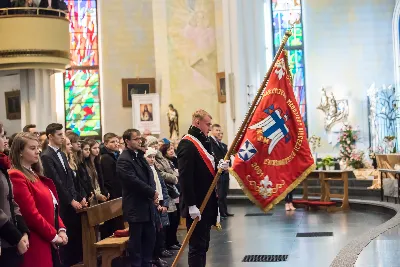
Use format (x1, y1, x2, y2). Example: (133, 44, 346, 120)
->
(229, 163, 316, 213)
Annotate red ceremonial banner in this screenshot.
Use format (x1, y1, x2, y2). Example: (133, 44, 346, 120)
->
(229, 50, 316, 212)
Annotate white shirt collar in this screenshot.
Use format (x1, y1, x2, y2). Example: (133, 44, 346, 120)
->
(48, 144, 60, 152)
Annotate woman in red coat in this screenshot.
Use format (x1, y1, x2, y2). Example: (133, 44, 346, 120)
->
(8, 133, 68, 267)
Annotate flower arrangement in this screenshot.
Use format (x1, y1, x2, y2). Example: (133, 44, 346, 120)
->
(348, 150, 365, 169)
(339, 124, 358, 163)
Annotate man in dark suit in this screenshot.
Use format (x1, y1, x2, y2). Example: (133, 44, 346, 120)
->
(117, 129, 158, 267)
(41, 123, 85, 266)
(177, 110, 230, 267)
(209, 124, 234, 219)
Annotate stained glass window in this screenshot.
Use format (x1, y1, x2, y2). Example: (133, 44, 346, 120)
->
(271, 0, 307, 126)
(64, 0, 101, 137)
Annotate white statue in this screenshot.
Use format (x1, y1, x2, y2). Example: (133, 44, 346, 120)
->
(317, 87, 349, 131)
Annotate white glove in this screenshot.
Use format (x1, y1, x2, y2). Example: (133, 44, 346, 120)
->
(217, 209, 220, 224)
(189, 205, 201, 221)
(218, 159, 230, 171)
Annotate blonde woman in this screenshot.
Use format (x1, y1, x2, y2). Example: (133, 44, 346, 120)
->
(83, 139, 109, 205)
(61, 134, 88, 208)
(8, 133, 67, 267)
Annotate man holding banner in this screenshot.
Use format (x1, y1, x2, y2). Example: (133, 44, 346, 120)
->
(171, 31, 315, 267)
(177, 110, 230, 267)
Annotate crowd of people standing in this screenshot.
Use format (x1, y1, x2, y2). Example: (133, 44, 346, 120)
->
(0, 110, 233, 267)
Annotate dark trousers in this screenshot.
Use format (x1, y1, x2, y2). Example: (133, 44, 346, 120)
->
(0, 247, 23, 267)
(285, 191, 293, 203)
(218, 174, 229, 216)
(60, 206, 83, 266)
(186, 217, 211, 267)
(128, 221, 156, 267)
(153, 227, 166, 258)
(165, 210, 179, 247)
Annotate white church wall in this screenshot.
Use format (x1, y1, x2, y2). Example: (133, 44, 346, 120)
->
(303, 0, 396, 155)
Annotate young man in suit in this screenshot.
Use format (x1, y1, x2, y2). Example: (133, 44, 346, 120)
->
(209, 124, 234, 219)
(177, 110, 230, 267)
(117, 129, 158, 267)
(41, 123, 85, 266)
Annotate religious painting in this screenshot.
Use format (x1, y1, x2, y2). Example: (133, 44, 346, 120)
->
(122, 78, 156, 107)
(140, 103, 153, 122)
(5, 90, 21, 120)
(216, 72, 226, 103)
(132, 94, 161, 134)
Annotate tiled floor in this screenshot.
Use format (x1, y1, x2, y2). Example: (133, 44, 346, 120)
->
(167, 203, 392, 267)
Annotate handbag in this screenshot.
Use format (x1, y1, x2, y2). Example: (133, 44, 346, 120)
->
(166, 183, 180, 199)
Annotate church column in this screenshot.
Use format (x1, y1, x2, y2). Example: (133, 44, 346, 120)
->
(152, 0, 172, 137)
(20, 69, 61, 131)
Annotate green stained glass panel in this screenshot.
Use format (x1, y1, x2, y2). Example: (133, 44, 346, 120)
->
(66, 119, 101, 137)
(65, 86, 99, 104)
(65, 102, 101, 121)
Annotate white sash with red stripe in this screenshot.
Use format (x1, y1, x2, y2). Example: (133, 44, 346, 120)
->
(183, 134, 215, 176)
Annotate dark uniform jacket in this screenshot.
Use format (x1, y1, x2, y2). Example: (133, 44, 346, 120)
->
(210, 137, 230, 185)
(100, 147, 121, 199)
(177, 126, 218, 224)
(117, 148, 156, 223)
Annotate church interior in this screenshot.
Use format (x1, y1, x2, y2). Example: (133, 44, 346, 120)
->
(1, 0, 400, 266)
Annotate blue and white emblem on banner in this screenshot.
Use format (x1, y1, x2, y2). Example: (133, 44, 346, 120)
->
(238, 139, 257, 161)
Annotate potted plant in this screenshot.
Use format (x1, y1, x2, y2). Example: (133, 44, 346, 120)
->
(316, 162, 324, 170)
(322, 156, 334, 170)
(327, 161, 335, 170)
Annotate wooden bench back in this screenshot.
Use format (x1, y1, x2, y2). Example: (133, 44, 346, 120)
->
(79, 197, 123, 267)
(83, 198, 122, 227)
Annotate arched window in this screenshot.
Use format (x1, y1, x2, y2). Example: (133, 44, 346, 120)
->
(270, 0, 306, 126)
(64, 0, 101, 137)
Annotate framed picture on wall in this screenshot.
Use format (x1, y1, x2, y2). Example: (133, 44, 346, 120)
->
(122, 78, 156, 107)
(5, 90, 21, 120)
(132, 93, 161, 134)
(216, 72, 226, 103)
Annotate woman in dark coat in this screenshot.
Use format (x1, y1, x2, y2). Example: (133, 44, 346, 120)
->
(0, 123, 30, 266)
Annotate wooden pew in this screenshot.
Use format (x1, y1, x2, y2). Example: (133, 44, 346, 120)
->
(77, 198, 128, 267)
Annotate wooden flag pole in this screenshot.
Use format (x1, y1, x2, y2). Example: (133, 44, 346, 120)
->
(171, 30, 292, 267)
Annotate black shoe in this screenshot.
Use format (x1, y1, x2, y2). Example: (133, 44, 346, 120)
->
(159, 258, 168, 265)
(175, 243, 182, 248)
(226, 213, 234, 217)
(168, 245, 181, 250)
(152, 258, 168, 267)
(160, 250, 173, 258)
